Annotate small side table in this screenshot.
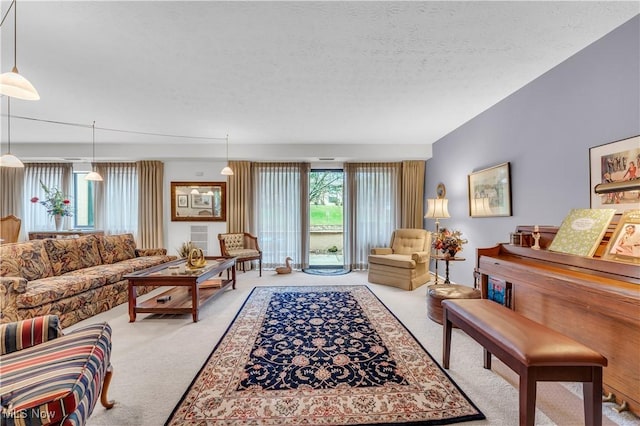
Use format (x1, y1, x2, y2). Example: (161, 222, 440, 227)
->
(434, 255, 465, 284)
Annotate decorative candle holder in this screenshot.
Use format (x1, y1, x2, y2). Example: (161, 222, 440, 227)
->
(532, 226, 541, 250)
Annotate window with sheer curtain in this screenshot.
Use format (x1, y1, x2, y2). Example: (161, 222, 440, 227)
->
(24, 163, 73, 232)
(94, 162, 138, 236)
(253, 162, 309, 269)
(344, 162, 401, 270)
(23, 163, 138, 236)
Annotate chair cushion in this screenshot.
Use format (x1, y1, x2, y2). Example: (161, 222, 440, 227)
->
(390, 229, 429, 255)
(0, 315, 62, 355)
(227, 248, 260, 259)
(222, 234, 244, 251)
(0, 322, 112, 425)
(368, 253, 415, 269)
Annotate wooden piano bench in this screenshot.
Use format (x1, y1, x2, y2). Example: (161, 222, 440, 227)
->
(442, 299, 608, 426)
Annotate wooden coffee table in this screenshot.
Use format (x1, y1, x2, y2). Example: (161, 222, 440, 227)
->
(125, 256, 236, 322)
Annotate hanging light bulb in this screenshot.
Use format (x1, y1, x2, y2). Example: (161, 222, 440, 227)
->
(221, 134, 234, 176)
(85, 121, 103, 181)
(0, 0, 40, 100)
(0, 97, 24, 167)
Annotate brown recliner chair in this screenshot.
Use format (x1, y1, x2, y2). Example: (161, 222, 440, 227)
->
(218, 232, 262, 277)
(0, 215, 21, 244)
(367, 228, 432, 290)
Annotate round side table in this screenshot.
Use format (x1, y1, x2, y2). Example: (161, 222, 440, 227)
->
(427, 284, 481, 325)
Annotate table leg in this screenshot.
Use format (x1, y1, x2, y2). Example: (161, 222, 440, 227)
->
(192, 283, 199, 322)
(231, 264, 236, 289)
(444, 259, 451, 284)
(128, 283, 137, 322)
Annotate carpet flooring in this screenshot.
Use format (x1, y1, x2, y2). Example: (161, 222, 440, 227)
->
(79, 270, 640, 426)
(165, 286, 484, 425)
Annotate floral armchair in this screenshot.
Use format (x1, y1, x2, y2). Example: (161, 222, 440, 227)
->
(367, 228, 432, 290)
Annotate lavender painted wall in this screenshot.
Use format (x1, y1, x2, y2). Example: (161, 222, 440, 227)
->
(425, 15, 640, 285)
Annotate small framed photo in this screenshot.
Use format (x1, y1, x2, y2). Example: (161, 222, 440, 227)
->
(589, 135, 640, 213)
(468, 162, 512, 217)
(177, 194, 188, 208)
(604, 209, 640, 264)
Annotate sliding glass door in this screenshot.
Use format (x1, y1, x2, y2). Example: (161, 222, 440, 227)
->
(308, 170, 344, 268)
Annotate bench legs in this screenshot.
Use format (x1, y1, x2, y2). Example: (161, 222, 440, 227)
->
(443, 310, 603, 426)
(583, 367, 603, 426)
(520, 369, 537, 426)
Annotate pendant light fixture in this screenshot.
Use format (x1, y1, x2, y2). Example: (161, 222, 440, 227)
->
(85, 121, 103, 181)
(0, 97, 24, 167)
(220, 134, 234, 176)
(0, 0, 40, 100)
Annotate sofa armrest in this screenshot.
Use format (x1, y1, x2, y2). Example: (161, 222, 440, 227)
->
(135, 248, 167, 257)
(370, 248, 393, 255)
(411, 251, 431, 263)
(0, 277, 28, 325)
(0, 315, 62, 355)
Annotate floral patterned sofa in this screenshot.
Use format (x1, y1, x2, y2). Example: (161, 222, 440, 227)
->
(0, 233, 176, 327)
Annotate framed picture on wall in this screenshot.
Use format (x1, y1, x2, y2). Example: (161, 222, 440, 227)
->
(171, 181, 226, 222)
(468, 162, 512, 217)
(589, 135, 640, 213)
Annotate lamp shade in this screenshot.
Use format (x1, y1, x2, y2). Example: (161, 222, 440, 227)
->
(0, 68, 40, 100)
(85, 171, 103, 181)
(221, 166, 234, 176)
(0, 153, 24, 167)
(424, 198, 450, 220)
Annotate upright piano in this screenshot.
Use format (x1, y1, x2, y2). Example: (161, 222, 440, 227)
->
(475, 223, 640, 416)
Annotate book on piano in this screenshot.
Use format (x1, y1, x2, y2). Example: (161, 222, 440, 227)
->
(548, 208, 616, 257)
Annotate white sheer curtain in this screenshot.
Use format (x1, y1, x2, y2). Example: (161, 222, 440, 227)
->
(344, 162, 401, 270)
(95, 162, 138, 236)
(23, 163, 73, 232)
(253, 162, 309, 269)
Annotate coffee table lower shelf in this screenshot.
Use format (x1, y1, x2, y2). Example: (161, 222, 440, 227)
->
(126, 256, 237, 323)
(134, 281, 233, 322)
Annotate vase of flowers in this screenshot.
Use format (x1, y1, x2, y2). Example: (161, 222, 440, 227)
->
(30, 181, 73, 230)
(432, 228, 468, 258)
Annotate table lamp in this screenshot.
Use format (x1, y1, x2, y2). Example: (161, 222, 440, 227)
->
(425, 196, 450, 284)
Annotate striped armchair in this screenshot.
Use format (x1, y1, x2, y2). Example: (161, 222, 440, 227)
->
(0, 315, 114, 426)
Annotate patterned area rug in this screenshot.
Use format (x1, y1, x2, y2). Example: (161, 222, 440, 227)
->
(166, 286, 484, 425)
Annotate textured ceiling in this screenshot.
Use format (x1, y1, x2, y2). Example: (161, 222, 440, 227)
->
(0, 1, 638, 161)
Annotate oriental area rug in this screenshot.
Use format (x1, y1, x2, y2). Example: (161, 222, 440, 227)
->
(166, 286, 484, 425)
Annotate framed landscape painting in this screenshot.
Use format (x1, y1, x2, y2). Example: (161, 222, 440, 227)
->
(589, 135, 640, 213)
(468, 162, 512, 217)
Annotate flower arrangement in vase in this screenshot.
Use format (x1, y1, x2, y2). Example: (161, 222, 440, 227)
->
(30, 181, 73, 230)
(433, 228, 468, 258)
